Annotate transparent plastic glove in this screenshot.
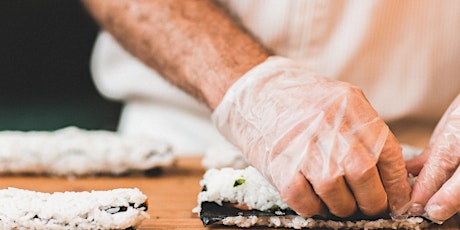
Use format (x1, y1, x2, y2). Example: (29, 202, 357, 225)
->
(407, 94, 460, 224)
(212, 57, 411, 218)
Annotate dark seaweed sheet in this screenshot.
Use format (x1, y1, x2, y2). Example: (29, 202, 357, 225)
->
(200, 202, 297, 226)
(198, 202, 409, 227)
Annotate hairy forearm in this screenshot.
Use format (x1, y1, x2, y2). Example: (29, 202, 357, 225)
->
(82, 0, 269, 109)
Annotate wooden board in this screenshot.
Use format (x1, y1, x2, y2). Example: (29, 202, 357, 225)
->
(0, 157, 206, 229)
(0, 156, 458, 229)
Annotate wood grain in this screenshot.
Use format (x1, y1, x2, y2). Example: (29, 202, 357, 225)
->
(0, 157, 206, 229)
(0, 156, 458, 229)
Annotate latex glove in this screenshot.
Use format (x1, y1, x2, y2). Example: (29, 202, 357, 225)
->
(212, 57, 411, 218)
(407, 94, 460, 223)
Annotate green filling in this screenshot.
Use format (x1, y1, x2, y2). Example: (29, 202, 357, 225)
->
(233, 178, 246, 187)
(268, 204, 281, 211)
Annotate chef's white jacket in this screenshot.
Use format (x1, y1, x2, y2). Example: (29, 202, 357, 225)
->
(90, 0, 460, 155)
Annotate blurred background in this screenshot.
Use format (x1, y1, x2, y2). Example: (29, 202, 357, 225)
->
(0, 0, 121, 131)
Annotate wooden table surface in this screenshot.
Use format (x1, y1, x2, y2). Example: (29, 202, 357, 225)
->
(0, 157, 207, 230)
(0, 156, 459, 229)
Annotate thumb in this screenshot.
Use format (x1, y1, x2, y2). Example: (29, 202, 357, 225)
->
(409, 143, 460, 216)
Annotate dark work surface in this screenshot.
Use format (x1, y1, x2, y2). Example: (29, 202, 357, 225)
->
(0, 0, 121, 131)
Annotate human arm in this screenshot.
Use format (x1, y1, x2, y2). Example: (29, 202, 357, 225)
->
(406, 93, 460, 223)
(82, 0, 411, 218)
(81, 0, 268, 109)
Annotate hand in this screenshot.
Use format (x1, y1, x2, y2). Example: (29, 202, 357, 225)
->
(407, 94, 460, 223)
(212, 57, 411, 218)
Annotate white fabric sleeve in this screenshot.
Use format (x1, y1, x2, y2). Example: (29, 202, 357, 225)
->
(90, 31, 209, 114)
(89, 31, 230, 155)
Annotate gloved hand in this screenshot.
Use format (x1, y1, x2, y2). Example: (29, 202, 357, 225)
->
(406, 94, 460, 223)
(212, 57, 411, 218)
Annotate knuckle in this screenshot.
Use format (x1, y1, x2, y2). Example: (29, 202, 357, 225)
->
(310, 177, 340, 197)
(347, 166, 376, 185)
(338, 82, 362, 98)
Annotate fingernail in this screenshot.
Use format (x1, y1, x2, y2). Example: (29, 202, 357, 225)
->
(407, 203, 425, 216)
(425, 205, 445, 225)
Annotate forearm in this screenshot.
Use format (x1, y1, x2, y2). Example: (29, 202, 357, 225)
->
(82, 0, 269, 109)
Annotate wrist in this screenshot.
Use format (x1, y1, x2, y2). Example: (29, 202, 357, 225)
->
(212, 56, 309, 107)
(200, 52, 270, 109)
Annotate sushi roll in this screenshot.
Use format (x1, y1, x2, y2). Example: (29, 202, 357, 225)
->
(0, 187, 149, 229)
(0, 127, 175, 176)
(194, 167, 429, 229)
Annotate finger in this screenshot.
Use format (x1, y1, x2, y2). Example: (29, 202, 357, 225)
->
(345, 165, 387, 217)
(425, 165, 460, 223)
(310, 175, 357, 218)
(280, 172, 326, 217)
(335, 89, 394, 216)
(342, 139, 387, 217)
(376, 132, 411, 215)
(405, 150, 429, 176)
(410, 143, 460, 215)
